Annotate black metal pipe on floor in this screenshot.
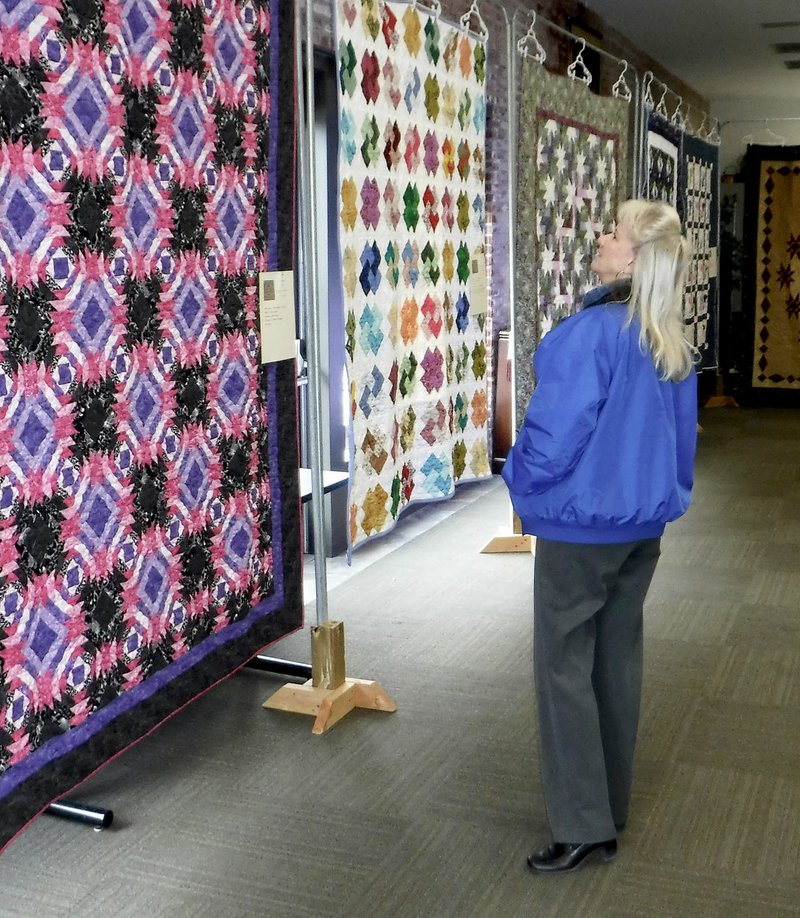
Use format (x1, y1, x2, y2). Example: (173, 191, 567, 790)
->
(46, 800, 114, 829)
(245, 655, 312, 680)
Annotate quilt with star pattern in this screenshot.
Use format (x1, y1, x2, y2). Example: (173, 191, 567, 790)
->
(514, 59, 630, 426)
(0, 0, 300, 850)
(336, 0, 491, 551)
(745, 144, 800, 392)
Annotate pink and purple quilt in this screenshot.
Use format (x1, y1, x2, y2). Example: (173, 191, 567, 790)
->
(0, 0, 300, 850)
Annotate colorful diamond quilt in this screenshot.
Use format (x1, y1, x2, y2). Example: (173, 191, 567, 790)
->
(681, 132, 719, 365)
(336, 0, 491, 550)
(0, 0, 300, 850)
(514, 59, 630, 425)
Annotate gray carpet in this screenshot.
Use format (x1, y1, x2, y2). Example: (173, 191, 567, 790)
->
(2, 408, 800, 917)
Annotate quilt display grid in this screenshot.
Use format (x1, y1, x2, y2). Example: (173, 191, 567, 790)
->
(681, 132, 719, 366)
(514, 59, 630, 426)
(0, 0, 300, 850)
(746, 145, 800, 390)
(336, 0, 491, 550)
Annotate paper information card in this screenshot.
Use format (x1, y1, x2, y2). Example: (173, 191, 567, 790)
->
(470, 248, 489, 315)
(258, 270, 296, 364)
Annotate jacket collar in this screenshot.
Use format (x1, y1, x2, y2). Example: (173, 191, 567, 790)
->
(583, 279, 631, 309)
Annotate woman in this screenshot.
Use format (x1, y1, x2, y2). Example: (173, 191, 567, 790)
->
(503, 199, 698, 873)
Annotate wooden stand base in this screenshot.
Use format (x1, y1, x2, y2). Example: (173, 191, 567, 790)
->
(481, 510, 535, 554)
(480, 534, 534, 553)
(264, 677, 397, 734)
(705, 375, 739, 409)
(704, 395, 739, 408)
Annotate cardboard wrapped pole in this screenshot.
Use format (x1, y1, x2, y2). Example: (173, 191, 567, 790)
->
(311, 621, 346, 689)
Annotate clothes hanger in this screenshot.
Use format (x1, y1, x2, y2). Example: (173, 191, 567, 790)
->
(655, 83, 669, 117)
(517, 10, 547, 63)
(567, 37, 592, 87)
(672, 95, 687, 130)
(642, 71, 655, 108)
(741, 125, 788, 145)
(611, 60, 632, 102)
(413, 0, 442, 16)
(459, 0, 488, 42)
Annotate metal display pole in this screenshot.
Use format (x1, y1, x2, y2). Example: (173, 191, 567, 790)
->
(262, 0, 396, 731)
(299, 0, 330, 627)
(506, 8, 517, 429)
(632, 69, 642, 197)
(248, 0, 319, 682)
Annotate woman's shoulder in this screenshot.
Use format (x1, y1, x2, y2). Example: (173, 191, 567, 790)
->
(569, 301, 629, 333)
(540, 303, 625, 355)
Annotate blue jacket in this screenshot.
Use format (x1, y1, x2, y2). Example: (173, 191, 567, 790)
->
(502, 283, 697, 544)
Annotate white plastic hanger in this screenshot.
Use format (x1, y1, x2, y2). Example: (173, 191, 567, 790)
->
(459, 0, 488, 41)
(642, 71, 655, 108)
(611, 60, 632, 102)
(741, 125, 788, 145)
(672, 95, 687, 130)
(517, 10, 547, 63)
(413, 0, 442, 15)
(567, 37, 592, 87)
(656, 83, 669, 117)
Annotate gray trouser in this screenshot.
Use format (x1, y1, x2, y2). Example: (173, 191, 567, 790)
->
(533, 537, 661, 843)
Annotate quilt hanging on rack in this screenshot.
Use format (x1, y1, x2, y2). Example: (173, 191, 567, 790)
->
(514, 58, 630, 426)
(680, 133, 719, 367)
(644, 109, 683, 210)
(0, 0, 301, 851)
(745, 145, 800, 391)
(336, 0, 491, 550)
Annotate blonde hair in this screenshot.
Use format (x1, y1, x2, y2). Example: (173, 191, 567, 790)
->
(617, 199, 696, 382)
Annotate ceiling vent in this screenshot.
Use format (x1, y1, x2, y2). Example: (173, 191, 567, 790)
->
(774, 42, 800, 53)
(784, 59, 800, 69)
(761, 20, 800, 28)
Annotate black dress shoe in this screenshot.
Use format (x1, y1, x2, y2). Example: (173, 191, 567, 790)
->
(527, 839, 617, 873)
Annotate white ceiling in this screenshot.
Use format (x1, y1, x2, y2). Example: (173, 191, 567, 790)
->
(582, 0, 800, 102)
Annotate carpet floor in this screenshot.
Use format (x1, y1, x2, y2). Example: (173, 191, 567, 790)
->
(1, 407, 799, 917)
